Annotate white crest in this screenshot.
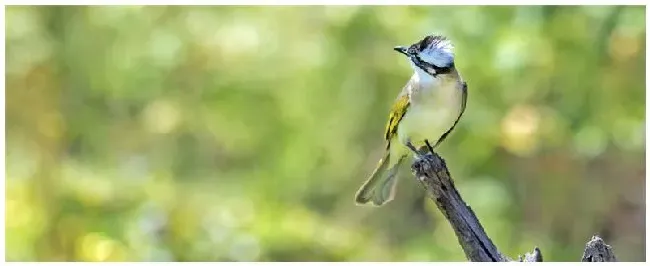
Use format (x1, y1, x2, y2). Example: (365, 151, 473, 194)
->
(418, 36, 455, 68)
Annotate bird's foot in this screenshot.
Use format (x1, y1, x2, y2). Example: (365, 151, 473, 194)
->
(406, 141, 422, 159)
(407, 140, 435, 159)
(424, 139, 435, 155)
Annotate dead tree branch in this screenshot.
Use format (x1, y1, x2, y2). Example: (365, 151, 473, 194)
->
(582, 236, 617, 262)
(410, 151, 617, 262)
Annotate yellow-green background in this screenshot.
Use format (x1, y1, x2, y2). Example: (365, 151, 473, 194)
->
(5, 5, 646, 262)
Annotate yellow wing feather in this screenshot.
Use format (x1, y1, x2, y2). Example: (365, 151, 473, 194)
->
(384, 93, 410, 145)
(354, 84, 411, 206)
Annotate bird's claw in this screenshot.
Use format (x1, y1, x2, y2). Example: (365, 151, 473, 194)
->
(407, 139, 435, 160)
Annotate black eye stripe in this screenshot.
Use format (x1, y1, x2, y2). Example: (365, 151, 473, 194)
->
(412, 55, 452, 75)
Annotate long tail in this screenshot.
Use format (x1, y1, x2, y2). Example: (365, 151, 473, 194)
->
(354, 152, 405, 206)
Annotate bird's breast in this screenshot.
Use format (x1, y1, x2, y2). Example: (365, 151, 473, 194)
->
(397, 79, 463, 147)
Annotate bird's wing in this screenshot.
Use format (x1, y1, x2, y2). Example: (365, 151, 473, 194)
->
(433, 81, 468, 147)
(384, 82, 411, 147)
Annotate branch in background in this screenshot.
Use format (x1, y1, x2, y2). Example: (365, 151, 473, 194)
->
(519, 247, 543, 262)
(410, 151, 617, 262)
(582, 236, 617, 262)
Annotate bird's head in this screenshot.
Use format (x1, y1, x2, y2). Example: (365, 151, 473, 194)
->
(394, 35, 455, 77)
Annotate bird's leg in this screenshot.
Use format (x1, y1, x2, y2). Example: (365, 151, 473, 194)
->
(406, 140, 422, 158)
(424, 139, 435, 155)
(406, 141, 418, 153)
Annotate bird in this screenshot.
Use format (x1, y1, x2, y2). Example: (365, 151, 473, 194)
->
(355, 35, 468, 206)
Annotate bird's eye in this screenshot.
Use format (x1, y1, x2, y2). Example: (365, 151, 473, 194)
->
(407, 47, 417, 54)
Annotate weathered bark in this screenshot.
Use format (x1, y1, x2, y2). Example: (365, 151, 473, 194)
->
(411, 151, 616, 262)
(582, 236, 617, 262)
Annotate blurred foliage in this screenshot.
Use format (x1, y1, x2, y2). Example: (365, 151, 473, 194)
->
(5, 5, 646, 262)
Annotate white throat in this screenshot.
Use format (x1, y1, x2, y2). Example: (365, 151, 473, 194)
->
(411, 62, 435, 85)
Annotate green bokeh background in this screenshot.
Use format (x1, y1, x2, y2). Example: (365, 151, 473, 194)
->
(5, 5, 646, 262)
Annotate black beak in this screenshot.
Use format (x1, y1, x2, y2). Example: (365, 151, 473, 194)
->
(393, 46, 408, 56)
